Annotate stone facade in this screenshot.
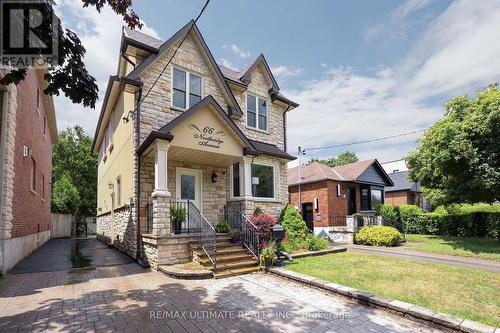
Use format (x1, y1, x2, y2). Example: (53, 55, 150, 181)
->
(96, 207, 136, 258)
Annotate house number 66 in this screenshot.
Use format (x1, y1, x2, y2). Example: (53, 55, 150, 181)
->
(203, 127, 215, 134)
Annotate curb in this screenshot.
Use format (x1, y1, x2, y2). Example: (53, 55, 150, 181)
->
(158, 265, 214, 280)
(291, 247, 347, 259)
(268, 268, 498, 333)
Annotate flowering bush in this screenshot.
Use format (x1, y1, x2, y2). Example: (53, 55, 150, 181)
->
(250, 213, 276, 240)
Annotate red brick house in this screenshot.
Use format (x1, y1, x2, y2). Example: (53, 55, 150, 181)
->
(385, 170, 428, 211)
(288, 160, 393, 233)
(0, 68, 58, 274)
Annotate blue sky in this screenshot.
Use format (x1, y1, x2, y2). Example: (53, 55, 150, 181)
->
(54, 0, 500, 163)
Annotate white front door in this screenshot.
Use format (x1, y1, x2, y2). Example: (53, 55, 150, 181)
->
(176, 168, 202, 211)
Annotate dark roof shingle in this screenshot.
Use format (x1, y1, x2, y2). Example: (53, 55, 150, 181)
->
(386, 171, 420, 192)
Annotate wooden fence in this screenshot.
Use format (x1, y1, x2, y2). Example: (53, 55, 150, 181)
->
(50, 214, 73, 238)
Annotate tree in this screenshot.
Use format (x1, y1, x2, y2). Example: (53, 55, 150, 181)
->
(52, 125, 98, 216)
(0, 0, 142, 108)
(310, 151, 359, 167)
(52, 174, 80, 214)
(406, 84, 500, 206)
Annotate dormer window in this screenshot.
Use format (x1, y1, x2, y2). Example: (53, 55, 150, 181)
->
(172, 67, 202, 110)
(247, 94, 267, 131)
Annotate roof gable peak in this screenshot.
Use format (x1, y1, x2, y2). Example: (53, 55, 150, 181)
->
(239, 54, 280, 94)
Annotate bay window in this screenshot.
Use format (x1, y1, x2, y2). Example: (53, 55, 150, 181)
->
(172, 67, 202, 110)
(251, 164, 274, 198)
(360, 185, 385, 211)
(247, 94, 268, 131)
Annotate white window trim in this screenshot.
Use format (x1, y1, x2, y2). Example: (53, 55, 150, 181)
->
(230, 162, 279, 202)
(170, 66, 204, 111)
(229, 163, 245, 199)
(175, 167, 203, 212)
(245, 93, 269, 133)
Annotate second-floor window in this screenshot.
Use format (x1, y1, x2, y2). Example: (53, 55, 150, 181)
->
(172, 68, 202, 110)
(247, 94, 267, 131)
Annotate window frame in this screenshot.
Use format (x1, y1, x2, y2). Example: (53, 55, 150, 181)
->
(41, 174, 45, 201)
(30, 156, 37, 194)
(246, 93, 268, 132)
(171, 66, 204, 111)
(251, 162, 275, 200)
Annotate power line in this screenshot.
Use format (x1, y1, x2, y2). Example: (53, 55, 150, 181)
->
(135, 0, 210, 112)
(305, 128, 427, 152)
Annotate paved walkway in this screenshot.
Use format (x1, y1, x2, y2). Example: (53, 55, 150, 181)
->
(0, 263, 443, 333)
(344, 244, 500, 273)
(10, 239, 132, 274)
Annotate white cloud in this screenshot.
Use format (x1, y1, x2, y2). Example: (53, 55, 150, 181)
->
(222, 44, 251, 59)
(320, 63, 328, 68)
(219, 58, 238, 71)
(394, 0, 432, 18)
(271, 65, 303, 79)
(288, 0, 500, 162)
(53, 0, 159, 136)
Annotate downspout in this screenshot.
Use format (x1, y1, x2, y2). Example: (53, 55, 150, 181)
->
(135, 86, 143, 263)
(283, 102, 292, 152)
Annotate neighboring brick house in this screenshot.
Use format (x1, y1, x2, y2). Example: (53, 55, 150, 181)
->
(0, 68, 58, 274)
(385, 170, 428, 210)
(288, 160, 393, 233)
(92, 21, 298, 274)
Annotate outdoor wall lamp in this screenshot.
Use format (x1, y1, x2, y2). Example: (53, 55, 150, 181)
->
(211, 172, 218, 183)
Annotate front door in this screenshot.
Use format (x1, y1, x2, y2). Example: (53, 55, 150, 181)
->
(176, 168, 202, 211)
(302, 203, 314, 232)
(348, 187, 356, 215)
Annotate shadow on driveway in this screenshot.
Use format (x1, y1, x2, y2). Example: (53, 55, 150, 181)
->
(10, 238, 132, 274)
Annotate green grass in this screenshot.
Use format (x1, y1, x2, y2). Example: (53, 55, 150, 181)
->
(286, 252, 500, 327)
(404, 234, 500, 261)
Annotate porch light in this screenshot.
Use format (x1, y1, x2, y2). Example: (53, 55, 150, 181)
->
(211, 172, 218, 183)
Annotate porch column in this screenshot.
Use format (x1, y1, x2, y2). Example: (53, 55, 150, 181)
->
(241, 156, 253, 199)
(152, 140, 171, 237)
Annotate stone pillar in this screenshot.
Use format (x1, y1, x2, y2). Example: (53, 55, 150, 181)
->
(241, 156, 253, 199)
(152, 140, 171, 236)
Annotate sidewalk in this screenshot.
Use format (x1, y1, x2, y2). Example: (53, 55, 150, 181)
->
(342, 244, 500, 273)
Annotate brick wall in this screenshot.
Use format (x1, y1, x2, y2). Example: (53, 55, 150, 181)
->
(11, 70, 52, 238)
(385, 190, 414, 206)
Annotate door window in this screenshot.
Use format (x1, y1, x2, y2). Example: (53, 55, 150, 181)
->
(180, 174, 195, 200)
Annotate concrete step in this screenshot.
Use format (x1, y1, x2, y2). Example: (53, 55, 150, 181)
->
(198, 253, 255, 265)
(214, 266, 259, 279)
(191, 242, 239, 250)
(209, 259, 257, 271)
(195, 248, 249, 257)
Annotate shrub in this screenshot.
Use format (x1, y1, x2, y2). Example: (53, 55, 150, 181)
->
(354, 226, 402, 247)
(433, 206, 448, 215)
(259, 241, 277, 267)
(399, 205, 424, 233)
(215, 221, 231, 233)
(253, 207, 263, 216)
(279, 204, 309, 240)
(377, 205, 401, 231)
(305, 236, 329, 251)
(250, 213, 276, 240)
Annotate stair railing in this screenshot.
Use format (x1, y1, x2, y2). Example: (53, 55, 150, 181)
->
(187, 201, 216, 270)
(225, 202, 260, 260)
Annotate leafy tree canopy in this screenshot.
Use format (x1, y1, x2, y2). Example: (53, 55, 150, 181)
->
(310, 151, 359, 167)
(0, 0, 142, 108)
(52, 125, 97, 216)
(52, 173, 80, 214)
(406, 84, 500, 206)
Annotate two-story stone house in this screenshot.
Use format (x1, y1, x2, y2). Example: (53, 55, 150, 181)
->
(92, 21, 298, 275)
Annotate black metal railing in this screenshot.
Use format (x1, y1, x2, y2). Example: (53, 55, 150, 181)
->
(146, 202, 153, 233)
(225, 202, 259, 259)
(355, 215, 379, 228)
(169, 201, 202, 234)
(328, 216, 347, 226)
(188, 201, 217, 270)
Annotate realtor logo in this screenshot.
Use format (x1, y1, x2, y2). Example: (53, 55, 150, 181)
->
(0, 0, 59, 67)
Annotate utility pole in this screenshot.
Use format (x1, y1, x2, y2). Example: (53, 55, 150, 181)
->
(297, 146, 306, 214)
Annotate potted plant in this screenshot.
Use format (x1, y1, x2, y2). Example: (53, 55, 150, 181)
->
(230, 230, 241, 243)
(215, 221, 231, 233)
(259, 241, 277, 268)
(170, 204, 186, 235)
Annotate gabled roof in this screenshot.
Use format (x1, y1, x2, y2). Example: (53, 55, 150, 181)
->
(239, 54, 280, 94)
(288, 159, 394, 187)
(137, 95, 253, 155)
(288, 162, 344, 186)
(125, 20, 243, 118)
(122, 26, 162, 53)
(386, 171, 420, 192)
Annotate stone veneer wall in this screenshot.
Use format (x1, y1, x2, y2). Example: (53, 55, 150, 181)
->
(96, 207, 136, 258)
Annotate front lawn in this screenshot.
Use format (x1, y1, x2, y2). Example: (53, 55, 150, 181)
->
(404, 234, 500, 261)
(285, 252, 500, 327)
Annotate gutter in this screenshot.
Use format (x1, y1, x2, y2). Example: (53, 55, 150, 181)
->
(135, 85, 144, 263)
(283, 102, 292, 152)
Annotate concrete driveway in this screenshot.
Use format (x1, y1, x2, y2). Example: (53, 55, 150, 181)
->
(0, 239, 442, 332)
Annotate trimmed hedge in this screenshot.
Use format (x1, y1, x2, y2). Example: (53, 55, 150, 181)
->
(354, 226, 402, 247)
(376, 204, 500, 239)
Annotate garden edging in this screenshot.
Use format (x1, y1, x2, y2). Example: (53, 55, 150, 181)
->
(268, 267, 498, 333)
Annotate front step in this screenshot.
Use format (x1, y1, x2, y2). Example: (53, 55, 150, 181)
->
(193, 236, 258, 278)
(214, 266, 259, 279)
